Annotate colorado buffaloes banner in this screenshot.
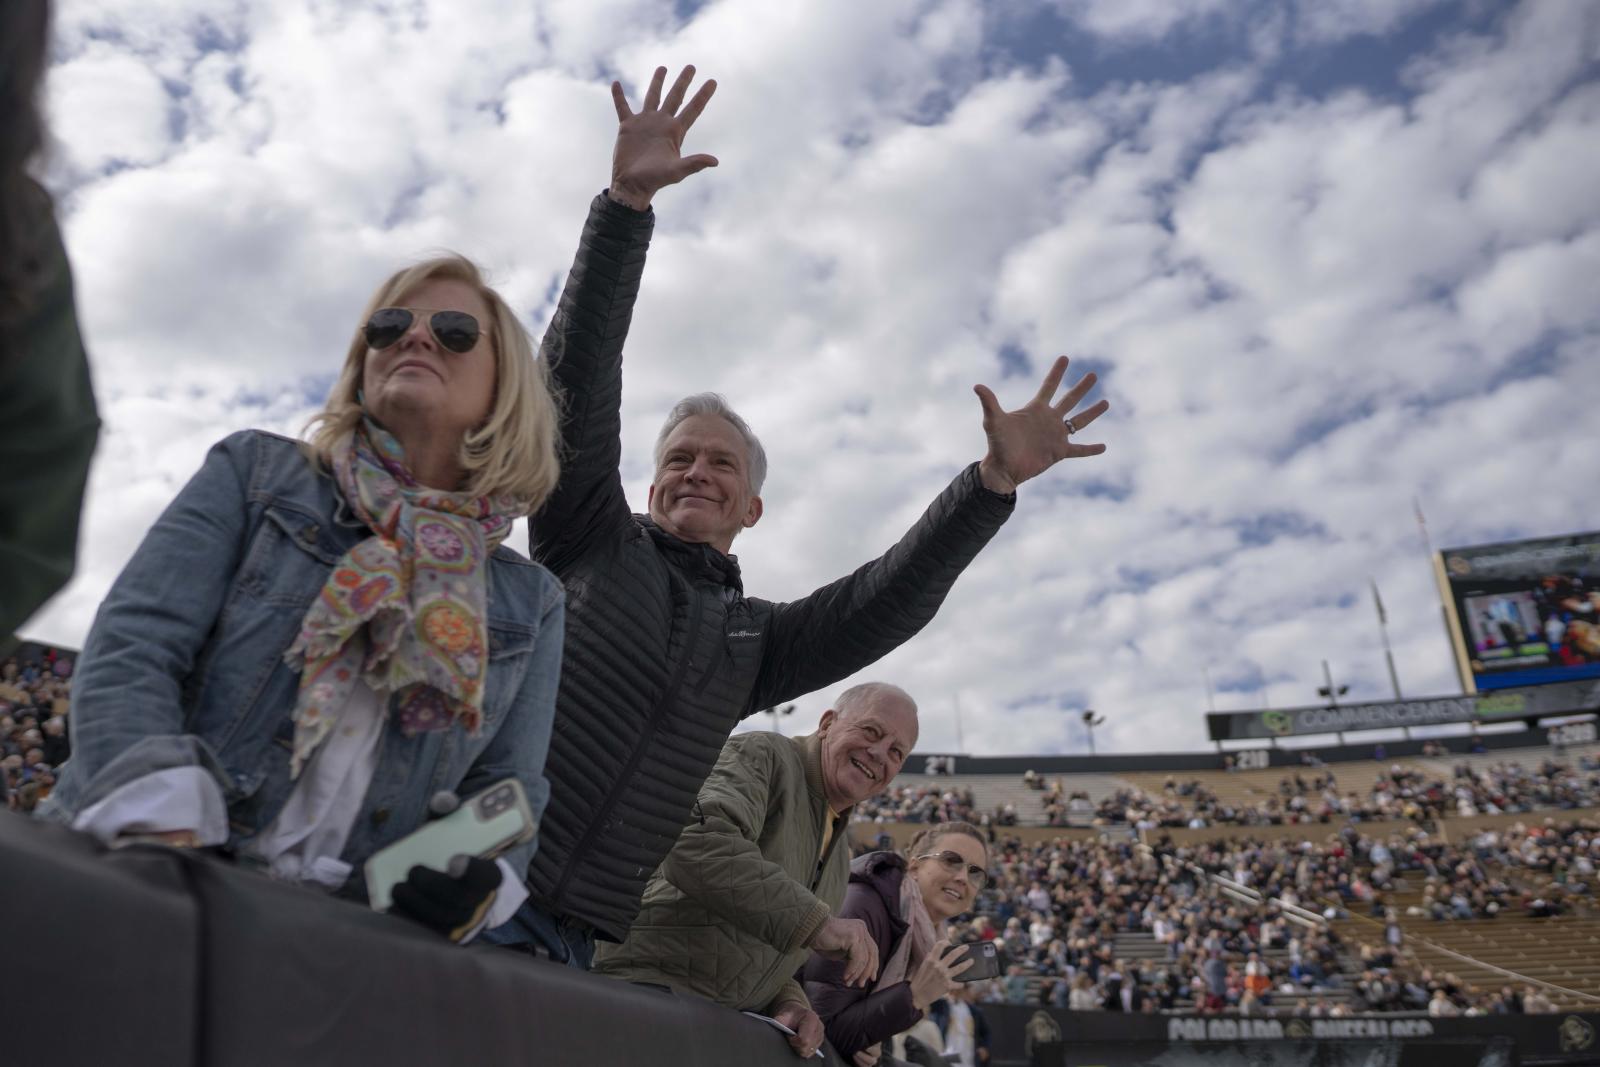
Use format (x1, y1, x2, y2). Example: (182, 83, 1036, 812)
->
(990, 1008, 1600, 1067)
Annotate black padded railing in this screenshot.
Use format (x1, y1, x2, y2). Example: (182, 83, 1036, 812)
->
(0, 811, 845, 1067)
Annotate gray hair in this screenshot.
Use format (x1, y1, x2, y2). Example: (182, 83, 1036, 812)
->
(653, 392, 769, 494)
(835, 681, 918, 719)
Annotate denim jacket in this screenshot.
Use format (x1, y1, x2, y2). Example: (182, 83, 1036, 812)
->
(40, 430, 564, 889)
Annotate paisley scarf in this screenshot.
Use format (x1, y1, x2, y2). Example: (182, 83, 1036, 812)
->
(283, 419, 517, 776)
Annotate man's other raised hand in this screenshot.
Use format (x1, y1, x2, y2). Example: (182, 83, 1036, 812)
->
(975, 355, 1109, 495)
(609, 65, 718, 211)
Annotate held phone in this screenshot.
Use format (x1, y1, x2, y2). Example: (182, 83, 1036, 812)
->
(951, 940, 1002, 982)
(364, 780, 536, 912)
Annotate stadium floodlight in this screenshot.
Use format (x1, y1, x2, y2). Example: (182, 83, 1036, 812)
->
(1316, 660, 1350, 745)
(1082, 708, 1106, 755)
(765, 703, 797, 736)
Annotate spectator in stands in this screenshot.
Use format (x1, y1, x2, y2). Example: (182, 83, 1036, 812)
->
(594, 684, 917, 1059)
(39, 713, 66, 766)
(1243, 953, 1271, 1000)
(1523, 986, 1556, 1014)
(1428, 988, 1461, 1017)
(1068, 972, 1101, 1010)
(0, 0, 100, 642)
(1202, 948, 1228, 1001)
(1003, 964, 1030, 1004)
(802, 820, 989, 1061)
(494, 65, 1110, 969)
(928, 984, 991, 1067)
(39, 250, 566, 944)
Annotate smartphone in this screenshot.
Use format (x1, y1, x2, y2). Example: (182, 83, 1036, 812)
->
(951, 940, 1002, 982)
(364, 780, 536, 912)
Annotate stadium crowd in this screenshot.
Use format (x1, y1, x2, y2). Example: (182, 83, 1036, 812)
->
(1027, 758, 1600, 829)
(853, 782, 981, 825)
(889, 820, 1592, 1020)
(853, 754, 1600, 834)
(0, 650, 71, 813)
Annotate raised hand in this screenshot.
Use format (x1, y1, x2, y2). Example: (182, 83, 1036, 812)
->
(974, 355, 1108, 494)
(609, 65, 718, 211)
(909, 941, 970, 1012)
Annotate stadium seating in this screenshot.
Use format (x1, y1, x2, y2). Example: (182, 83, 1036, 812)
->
(845, 736, 1600, 1020)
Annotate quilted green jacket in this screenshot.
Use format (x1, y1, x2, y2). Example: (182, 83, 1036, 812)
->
(592, 730, 852, 1013)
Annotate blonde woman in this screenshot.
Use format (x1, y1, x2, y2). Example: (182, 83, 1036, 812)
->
(42, 256, 563, 943)
(802, 823, 990, 1064)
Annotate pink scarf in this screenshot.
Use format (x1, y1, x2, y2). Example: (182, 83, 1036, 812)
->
(875, 869, 940, 991)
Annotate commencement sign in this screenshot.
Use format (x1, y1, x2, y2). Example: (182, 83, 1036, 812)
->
(1206, 678, 1600, 742)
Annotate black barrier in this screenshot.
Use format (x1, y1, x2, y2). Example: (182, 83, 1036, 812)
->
(10, 810, 1600, 1067)
(0, 807, 200, 1062)
(0, 812, 845, 1067)
(981, 1006, 1600, 1067)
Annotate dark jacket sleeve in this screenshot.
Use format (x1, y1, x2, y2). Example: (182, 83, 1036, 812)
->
(0, 191, 99, 639)
(528, 192, 654, 571)
(748, 462, 1014, 712)
(802, 881, 921, 1057)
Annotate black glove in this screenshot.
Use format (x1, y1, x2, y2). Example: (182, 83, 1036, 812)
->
(389, 854, 502, 942)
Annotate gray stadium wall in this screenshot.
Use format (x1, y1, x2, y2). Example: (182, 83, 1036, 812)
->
(908, 721, 1587, 776)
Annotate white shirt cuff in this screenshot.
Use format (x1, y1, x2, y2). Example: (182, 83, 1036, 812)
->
(71, 766, 229, 847)
(458, 858, 530, 945)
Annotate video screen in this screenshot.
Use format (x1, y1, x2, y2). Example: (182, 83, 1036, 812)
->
(1438, 531, 1600, 691)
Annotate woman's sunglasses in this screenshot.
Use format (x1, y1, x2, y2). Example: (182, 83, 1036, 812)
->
(363, 307, 482, 354)
(914, 850, 988, 890)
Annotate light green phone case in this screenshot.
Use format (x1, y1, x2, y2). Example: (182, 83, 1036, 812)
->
(364, 779, 536, 912)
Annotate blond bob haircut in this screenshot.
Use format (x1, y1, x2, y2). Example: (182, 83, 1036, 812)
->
(304, 254, 560, 512)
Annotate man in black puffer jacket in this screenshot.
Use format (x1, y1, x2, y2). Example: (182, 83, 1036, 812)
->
(488, 66, 1110, 966)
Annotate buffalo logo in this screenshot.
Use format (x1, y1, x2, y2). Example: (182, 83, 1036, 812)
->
(1446, 555, 1471, 576)
(1559, 1015, 1595, 1052)
(1262, 709, 1293, 736)
(1285, 1019, 1313, 1040)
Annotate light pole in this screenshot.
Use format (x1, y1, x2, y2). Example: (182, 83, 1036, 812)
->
(1082, 709, 1106, 755)
(766, 703, 796, 736)
(1316, 660, 1349, 747)
(1370, 579, 1409, 739)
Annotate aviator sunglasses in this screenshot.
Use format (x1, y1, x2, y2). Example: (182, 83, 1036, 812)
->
(913, 850, 988, 890)
(363, 307, 483, 354)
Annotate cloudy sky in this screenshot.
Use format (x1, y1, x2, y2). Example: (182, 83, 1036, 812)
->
(25, 0, 1600, 755)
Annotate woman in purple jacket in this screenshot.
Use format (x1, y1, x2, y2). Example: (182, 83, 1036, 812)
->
(802, 822, 991, 1064)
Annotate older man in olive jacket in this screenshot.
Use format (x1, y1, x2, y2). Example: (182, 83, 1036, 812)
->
(595, 683, 916, 1059)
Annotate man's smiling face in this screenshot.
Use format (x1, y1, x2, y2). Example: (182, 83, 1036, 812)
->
(648, 414, 762, 554)
(817, 690, 918, 811)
